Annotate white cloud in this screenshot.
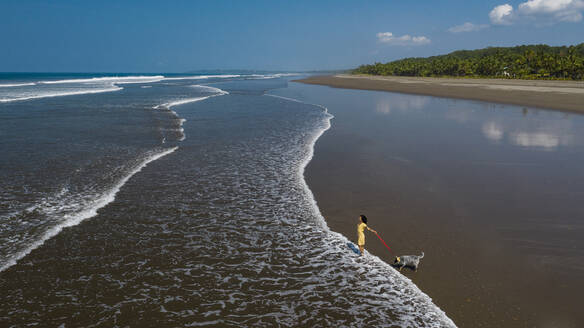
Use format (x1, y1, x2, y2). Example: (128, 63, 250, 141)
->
(489, 0, 584, 25)
(376, 32, 431, 46)
(519, 0, 582, 14)
(489, 4, 515, 25)
(519, 0, 584, 22)
(448, 22, 490, 33)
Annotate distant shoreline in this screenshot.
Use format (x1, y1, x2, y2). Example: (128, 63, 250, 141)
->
(295, 74, 584, 113)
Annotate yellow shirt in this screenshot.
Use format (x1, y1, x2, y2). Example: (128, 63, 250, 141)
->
(357, 222, 367, 246)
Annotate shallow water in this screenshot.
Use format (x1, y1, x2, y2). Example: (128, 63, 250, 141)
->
(274, 83, 584, 274)
(0, 75, 453, 327)
(271, 82, 584, 327)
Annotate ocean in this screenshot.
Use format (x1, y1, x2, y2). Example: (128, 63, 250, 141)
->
(0, 74, 454, 327)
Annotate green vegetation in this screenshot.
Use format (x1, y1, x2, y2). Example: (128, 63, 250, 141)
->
(354, 44, 584, 80)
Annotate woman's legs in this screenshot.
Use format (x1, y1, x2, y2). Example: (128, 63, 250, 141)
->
(358, 244, 364, 255)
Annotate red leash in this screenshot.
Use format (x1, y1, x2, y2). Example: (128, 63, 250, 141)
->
(374, 232, 395, 256)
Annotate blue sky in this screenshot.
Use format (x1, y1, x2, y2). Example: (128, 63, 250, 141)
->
(1, 0, 582, 72)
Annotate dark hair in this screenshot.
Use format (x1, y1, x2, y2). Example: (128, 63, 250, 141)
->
(360, 215, 368, 224)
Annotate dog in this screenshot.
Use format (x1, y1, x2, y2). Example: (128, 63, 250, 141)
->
(393, 252, 424, 272)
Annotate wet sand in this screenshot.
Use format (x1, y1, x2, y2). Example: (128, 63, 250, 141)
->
(296, 74, 584, 113)
(294, 80, 584, 327)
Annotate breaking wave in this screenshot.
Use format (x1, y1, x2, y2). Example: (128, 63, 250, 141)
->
(0, 74, 296, 103)
(0, 82, 36, 88)
(38, 76, 165, 84)
(153, 86, 229, 143)
(0, 147, 178, 272)
(0, 86, 123, 103)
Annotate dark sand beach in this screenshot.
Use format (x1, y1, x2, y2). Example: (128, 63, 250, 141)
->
(298, 74, 584, 113)
(288, 78, 584, 327)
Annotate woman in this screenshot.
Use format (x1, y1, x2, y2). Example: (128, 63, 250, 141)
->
(357, 214, 377, 255)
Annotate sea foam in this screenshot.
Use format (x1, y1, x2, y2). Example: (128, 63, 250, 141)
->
(0, 86, 123, 103)
(0, 76, 166, 103)
(266, 92, 457, 327)
(163, 75, 240, 81)
(39, 76, 165, 84)
(0, 147, 178, 272)
(153, 87, 229, 142)
(0, 82, 36, 88)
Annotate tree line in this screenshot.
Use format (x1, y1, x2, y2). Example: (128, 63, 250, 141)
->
(354, 44, 584, 80)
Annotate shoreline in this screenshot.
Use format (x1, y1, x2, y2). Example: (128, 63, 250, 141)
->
(295, 74, 584, 113)
(296, 100, 456, 326)
(293, 81, 584, 327)
(264, 89, 457, 325)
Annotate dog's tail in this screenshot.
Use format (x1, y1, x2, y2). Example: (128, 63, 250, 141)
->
(419, 252, 424, 258)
